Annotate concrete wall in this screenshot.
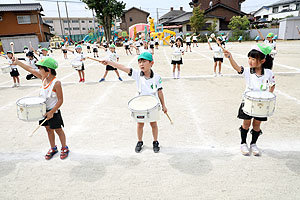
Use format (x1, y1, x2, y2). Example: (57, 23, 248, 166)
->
(0, 35, 39, 53)
(279, 18, 300, 39)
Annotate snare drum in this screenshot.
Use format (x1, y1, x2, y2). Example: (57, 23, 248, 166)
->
(71, 60, 82, 70)
(172, 53, 182, 61)
(128, 95, 161, 123)
(243, 91, 276, 117)
(16, 97, 46, 121)
(1, 66, 12, 73)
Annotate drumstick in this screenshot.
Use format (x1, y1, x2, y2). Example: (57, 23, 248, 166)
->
(213, 36, 226, 52)
(165, 112, 173, 125)
(10, 42, 14, 54)
(296, 26, 300, 33)
(28, 118, 47, 137)
(86, 57, 102, 62)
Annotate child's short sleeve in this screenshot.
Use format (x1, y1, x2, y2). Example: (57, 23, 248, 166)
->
(268, 70, 276, 86)
(156, 75, 163, 90)
(128, 68, 139, 81)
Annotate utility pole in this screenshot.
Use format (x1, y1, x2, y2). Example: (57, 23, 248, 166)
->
(57, 1, 64, 39)
(92, 8, 97, 36)
(156, 8, 159, 23)
(65, 1, 72, 42)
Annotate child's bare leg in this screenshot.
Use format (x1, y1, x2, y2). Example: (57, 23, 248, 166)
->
(173, 64, 176, 73)
(78, 70, 82, 79)
(242, 119, 251, 130)
(81, 70, 85, 79)
(252, 119, 262, 132)
(137, 123, 144, 141)
(16, 76, 20, 83)
(218, 61, 222, 73)
(45, 126, 56, 148)
(102, 70, 108, 79)
(214, 62, 217, 73)
(13, 77, 16, 83)
(115, 70, 120, 78)
(150, 122, 158, 141)
(55, 128, 66, 147)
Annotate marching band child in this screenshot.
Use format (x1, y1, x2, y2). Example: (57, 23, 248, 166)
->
(124, 38, 132, 55)
(164, 38, 184, 79)
(92, 41, 100, 58)
(134, 38, 141, 55)
(129, 38, 134, 51)
(170, 35, 175, 47)
(66, 45, 86, 82)
(149, 37, 155, 54)
(97, 52, 168, 153)
(98, 44, 123, 82)
(154, 36, 159, 49)
(185, 33, 194, 52)
(0, 51, 20, 87)
(86, 41, 91, 53)
(61, 42, 68, 59)
(25, 51, 38, 80)
(23, 46, 29, 54)
(192, 33, 201, 47)
(257, 30, 277, 59)
(223, 43, 275, 156)
(208, 36, 225, 76)
(13, 57, 69, 160)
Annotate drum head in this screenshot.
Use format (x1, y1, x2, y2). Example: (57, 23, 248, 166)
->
(128, 95, 158, 111)
(245, 91, 275, 99)
(17, 97, 46, 106)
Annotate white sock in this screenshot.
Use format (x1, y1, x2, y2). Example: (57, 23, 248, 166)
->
(177, 71, 180, 78)
(173, 72, 175, 77)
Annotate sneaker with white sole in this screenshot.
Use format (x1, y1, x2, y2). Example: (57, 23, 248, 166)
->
(241, 143, 250, 156)
(250, 144, 261, 156)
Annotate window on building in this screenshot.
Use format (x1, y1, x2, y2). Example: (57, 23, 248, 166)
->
(72, 20, 79, 23)
(17, 16, 31, 24)
(186, 24, 191, 31)
(129, 17, 133, 22)
(81, 20, 85, 23)
(73, 27, 80, 30)
(296, 4, 300, 10)
(263, 15, 268, 19)
(65, 28, 72, 31)
(273, 7, 278, 13)
(82, 28, 86, 30)
(50, 27, 55, 31)
(45, 20, 53, 24)
(63, 20, 69, 23)
(89, 20, 92, 23)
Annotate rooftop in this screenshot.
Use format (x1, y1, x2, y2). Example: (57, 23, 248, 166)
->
(0, 3, 43, 12)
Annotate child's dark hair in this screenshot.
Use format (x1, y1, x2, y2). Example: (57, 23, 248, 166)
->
(176, 38, 183, 47)
(248, 49, 273, 70)
(39, 66, 57, 75)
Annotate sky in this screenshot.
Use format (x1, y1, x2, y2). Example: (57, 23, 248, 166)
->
(1, 0, 278, 19)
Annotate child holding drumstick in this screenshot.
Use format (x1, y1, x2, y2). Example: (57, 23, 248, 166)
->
(223, 43, 275, 156)
(13, 57, 69, 160)
(1, 51, 20, 87)
(96, 52, 168, 153)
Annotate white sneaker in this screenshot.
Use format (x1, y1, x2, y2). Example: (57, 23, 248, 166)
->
(218, 72, 223, 76)
(17, 83, 20, 87)
(250, 144, 261, 156)
(241, 143, 250, 156)
(213, 72, 217, 77)
(12, 84, 17, 88)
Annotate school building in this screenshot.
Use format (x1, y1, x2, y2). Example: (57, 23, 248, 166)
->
(0, 3, 52, 52)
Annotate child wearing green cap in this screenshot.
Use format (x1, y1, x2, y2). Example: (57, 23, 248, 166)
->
(207, 36, 225, 76)
(192, 33, 201, 47)
(149, 37, 155, 54)
(86, 41, 91, 53)
(256, 29, 276, 59)
(134, 38, 141, 55)
(61, 43, 68, 59)
(23, 46, 29, 54)
(98, 44, 123, 82)
(124, 39, 132, 55)
(66, 45, 86, 82)
(97, 52, 168, 153)
(0, 51, 20, 87)
(154, 36, 159, 49)
(13, 56, 69, 160)
(185, 33, 194, 52)
(223, 43, 275, 156)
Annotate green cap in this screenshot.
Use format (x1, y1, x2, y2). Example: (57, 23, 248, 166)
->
(138, 52, 153, 61)
(61, 42, 64, 45)
(109, 44, 116, 48)
(24, 46, 28, 48)
(186, 33, 190, 35)
(267, 32, 274, 38)
(38, 44, 41, 47)
(7, 51, 13, 54)
(42, 48, 48, 51)
(143, 40, 148, 43)
(135, 37, 139, 40)
(252, 43, 272, 55)
(221, 33, 225, 35)
(75, 45, 82, 49)
(36, 57, 58, 70)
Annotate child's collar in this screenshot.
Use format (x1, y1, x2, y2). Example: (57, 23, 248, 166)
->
(250, 67, 264, 75)
(140, 69, 154, 78)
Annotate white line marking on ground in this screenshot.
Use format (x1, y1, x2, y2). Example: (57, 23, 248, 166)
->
(276, 89, 300, 104)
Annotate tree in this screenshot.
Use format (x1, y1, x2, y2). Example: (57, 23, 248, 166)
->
(82, 0, 126, 42)
(190, 6, 206, 33)
(207, 18, 217, 34)
(228, 16, 250, 40)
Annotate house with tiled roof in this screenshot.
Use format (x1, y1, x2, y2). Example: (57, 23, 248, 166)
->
(0, 3, 52, 52)
(120, 7, 150, 32)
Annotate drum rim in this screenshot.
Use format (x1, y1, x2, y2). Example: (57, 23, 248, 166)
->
(16, 96, 46, 106)
(128, 95, 159, 112)
(244, 91, 276, 101)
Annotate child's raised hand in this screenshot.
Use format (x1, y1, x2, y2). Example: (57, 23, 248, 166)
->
(12, 56, 18, 64)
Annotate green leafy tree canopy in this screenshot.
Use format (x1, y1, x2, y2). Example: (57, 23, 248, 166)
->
(190, 6, 206, 33)
(228, 16, 250, 40)
(207, 18, 217, 34)
(82, 0, 126, 42)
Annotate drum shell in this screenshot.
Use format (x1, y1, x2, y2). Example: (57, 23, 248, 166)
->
(128, 95, 161, 123)
(16, 97, 46, 121)
(71, 61, 82, 70)
(172, 53, 182, 61)
(242, 92, 276, 117)
(1, 66, 12, 73)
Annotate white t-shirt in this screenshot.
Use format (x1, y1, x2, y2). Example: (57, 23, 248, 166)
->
(212, 45, 224, 58)
(139, 47, 152, 54)
(186, 36, 191, 42)
(92, 43, 98, 49)
(240, 67, 275, 94)
(106, 50, 119, 62)
(170, 36, 175, 41)
(40, 54, 51, 60)
(37, 48, 42, 55)
(193, 36, 197, 41)
(25, 57, 38, 71)
(24, 49, 29, 54)
(154, 38, 159, 43)
(130, 68, 162, 96)
(135, 41, 141, 47)
(86, 43, 91, 47)
(129, 40, 133, 45)
(172, 45, 184, 61)
(73, 51, 86, 64)
(62, 45, 67, 50)
(264, 40, 276, 50)
(7, 56, 17, 69)
(124, 42, 129, 46)
(150, 41, 155, 45)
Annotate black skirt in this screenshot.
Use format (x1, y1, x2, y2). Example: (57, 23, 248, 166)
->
(106, 65, 117, 71)
(237, 103, 267, 121)
(171, 58, 183, 65)
(10, 68, 19, 77)
(39, 110, 64, 129)
(93, 48, 98, 52)
(87, 46, 91, 49)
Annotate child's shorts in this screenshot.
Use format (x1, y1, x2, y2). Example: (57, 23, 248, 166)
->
(39, 109, 64, 129)
(76, 64, 85, 71)
(125, 45, 130, 50)
(62, 50, 67, 53)
(213, 57, 223, 62)
(93, 48, 98, 53)
(10, 68, 19, 77)
(106, 65, 117, 71)
(237, 103, 267, 121)
(171, 58, 183, 65)
(155, 42, 159, 45)
(186, 42, 191, 46)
